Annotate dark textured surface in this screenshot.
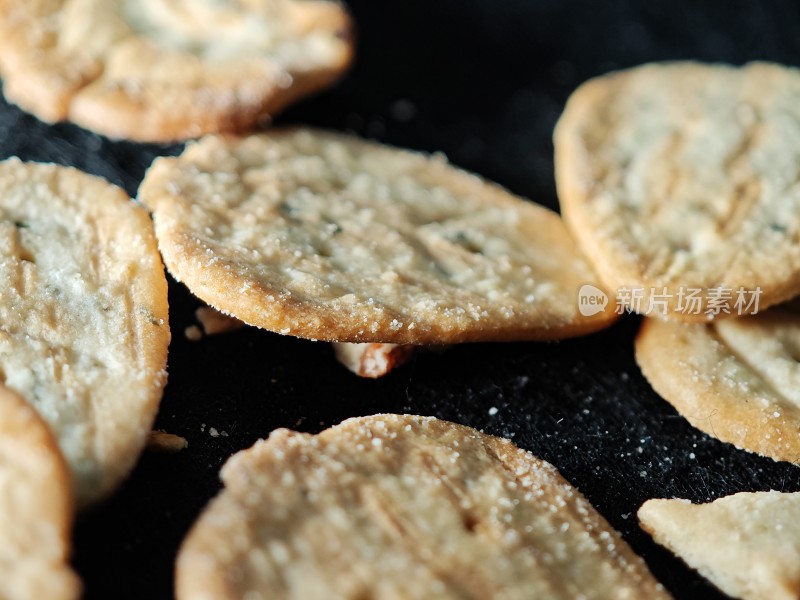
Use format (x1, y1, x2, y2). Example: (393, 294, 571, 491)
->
(2, 1, 800, 598)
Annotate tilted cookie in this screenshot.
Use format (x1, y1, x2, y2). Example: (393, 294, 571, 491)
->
(555, 61, 800, 320)
(635, 304, 800, 462)
(176, 414, 668, 599)
(140, 128, 616, 345)
(640, 491, 800, 600)
(0, 0, 353, 141)
(0, 159, 170, 505)
(0, 385, 80, 600)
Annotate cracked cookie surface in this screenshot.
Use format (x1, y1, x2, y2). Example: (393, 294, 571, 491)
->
(140, 128, 616, 344)
(0, 0, 352, 141)
(0, 159, 170, 505)
(176, 414, 668, 600)
(635, 302, 800, 462)
(556, 62, 800, 320)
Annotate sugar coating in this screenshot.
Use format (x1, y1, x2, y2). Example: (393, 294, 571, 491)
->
(640, 491, 800, 600)
(140, 128, 616, 344)
(0, 159, 170, 505)
(635, 302, 800, 462)
(0, 385, 80, 599)
(0, 0, 353, 141)
(556, 62, 800, 320)
(176, 414, 668, 599)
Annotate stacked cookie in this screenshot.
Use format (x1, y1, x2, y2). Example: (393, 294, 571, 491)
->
(556, 62, 800, 600)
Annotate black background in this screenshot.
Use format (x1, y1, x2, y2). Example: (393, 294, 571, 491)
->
(2, 1, 800, 598)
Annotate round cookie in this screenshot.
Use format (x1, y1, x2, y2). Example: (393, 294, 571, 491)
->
(176, 414, 668, 599)
(0, 159, 171, 505)
(0, 0, 353, 141)
(635, 303, 800, 462)
(139, 128, 616, 345)
(555, 61, 800, 321)
(0, 385, 80, 600)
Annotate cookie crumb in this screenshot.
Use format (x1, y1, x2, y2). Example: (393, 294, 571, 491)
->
(147, 431, 189, 453)
(184, 325, 203, 342)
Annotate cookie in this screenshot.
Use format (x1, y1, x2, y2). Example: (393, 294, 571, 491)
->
(635, 304, 800, 462)
(0, 0, 353, 141)
(0, 385, 80, 600)
(639, 491, 800, 600)
(139, 128, 617, 345)
(332, 342, 415, 378)
(175, 414, 668, 599)
(555, 61, 800, 320)
(0, 159, 170, 505)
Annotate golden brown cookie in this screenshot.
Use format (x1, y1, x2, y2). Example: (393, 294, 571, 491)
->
(640, 491, 800, 600)
(635, 304, 800, 462)
(0, 159, 171, 505)
(0, 0, 353, 141)
(140, 128, 617, 345)
(555, 62, 800, 320)
(176, 414, 668, 599)
(0, 385, 81, 600)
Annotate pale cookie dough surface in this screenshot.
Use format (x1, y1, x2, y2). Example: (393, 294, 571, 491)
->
(0, 159, 170, 505)
(639, 491, 800, 600)
(0, 0, 352, 141)
(0, 385, 80, 600)
(140, 128, 616, 344)
(635, 304, 800, 462)
(555, 61, 800, 320)
(176, 414, 669, 600)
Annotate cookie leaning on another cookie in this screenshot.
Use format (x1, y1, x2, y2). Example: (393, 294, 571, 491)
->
(0, 385, 81, 600)
(0, 0, 353, 141)
(639, 491, 800, 600)
(556, 61, 800, 320)
(176, 414, 669, 599)
(635, 304, 800, 462)
(140, 128, 617, 345)
(0, 159, 170, 505)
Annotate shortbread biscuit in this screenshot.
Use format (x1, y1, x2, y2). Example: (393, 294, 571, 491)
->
(0, 385, 80, 600)
(332, 342, 415, 378)
(635, 304, 800, 462)
(556, 62, 800, 320)
(0, 159, 170, 505)
(639, 491, 800, 600)
(140, 128, 616, 344)
(176, 414, 668, 599)
(0, 0, 353, 141)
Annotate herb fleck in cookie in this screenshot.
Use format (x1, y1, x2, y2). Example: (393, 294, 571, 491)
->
(0, 159, 171, 505)
(0, 0, 353, 141)
(176, 414, 668, 599)
(0, 385, 81, 600)
(635, 304, 800, 462)
(640, 491, 800, 600)
(140, 128, 616, 345)
(556, 62, 800, 320)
